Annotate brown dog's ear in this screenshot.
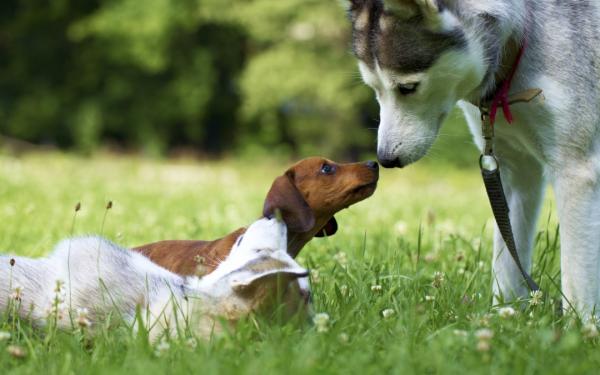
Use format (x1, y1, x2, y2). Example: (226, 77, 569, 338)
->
(314, 217, 338, 237)
(263, 172, 315, 233)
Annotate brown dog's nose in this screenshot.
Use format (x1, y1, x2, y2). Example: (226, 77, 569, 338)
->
(365, 160, 379, 170)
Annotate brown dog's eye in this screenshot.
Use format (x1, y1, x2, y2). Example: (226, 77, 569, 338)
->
(320, 163, 335, 175)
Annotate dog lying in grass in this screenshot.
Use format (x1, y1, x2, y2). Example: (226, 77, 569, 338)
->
(0, 217, 307, 340)
(133, 157, 378, 314)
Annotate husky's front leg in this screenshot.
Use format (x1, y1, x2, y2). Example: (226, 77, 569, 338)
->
(553, 163, 600, 318)
(491, 144, 546, 303)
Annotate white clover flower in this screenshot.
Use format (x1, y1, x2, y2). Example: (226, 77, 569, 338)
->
(338, 333, 350, 343)
(7, 345, 26, 358)
(394, 221, 408, 235)
(453, 329, 468, 337)
(310, 269, 321, 284)
(582, 323, 599, 339)
(498, 306, 516, 319)
(11, 285, 23, 301)
(371, 285, 383, 293)
(313, 313, 330, 333)
(432, 271, 445, 288)
(477, 314, 492, 327)
(339, 284, 349, 297)
(154, 339, 170, 356)
(76, 307, 91, 328)
(45, 301, 68, 321)
(382, 308, 395, 319)
(54, 279, 65, 294)
(0, 331, 10, 341)
(529, 290, 543, 306)
(475, 328, 494, 341)
(425, 295, 435, 302)
(333, 252, 348, 267)
(476, 340, 491, 352)
(186, 337, 198, 350)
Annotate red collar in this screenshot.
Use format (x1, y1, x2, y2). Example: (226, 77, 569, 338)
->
(488, 41, 526, 126)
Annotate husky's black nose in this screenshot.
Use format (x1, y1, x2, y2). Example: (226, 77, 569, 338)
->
(378, 157, 403, 169)
(365, 160, 379, 170)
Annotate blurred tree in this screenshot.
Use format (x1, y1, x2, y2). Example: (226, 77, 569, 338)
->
(201, 0, 378, 158)
(0, 0, 476, 163)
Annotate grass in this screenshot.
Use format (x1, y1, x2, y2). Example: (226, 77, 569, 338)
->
(0, 151, 597, 374)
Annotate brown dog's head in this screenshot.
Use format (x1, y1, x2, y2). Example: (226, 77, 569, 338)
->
(263, 157, 378, 256)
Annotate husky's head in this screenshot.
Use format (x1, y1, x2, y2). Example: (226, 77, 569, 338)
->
(348, 0, 486, 167)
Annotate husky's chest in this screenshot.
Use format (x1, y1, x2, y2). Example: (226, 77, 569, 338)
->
(457, 62, 596, 169)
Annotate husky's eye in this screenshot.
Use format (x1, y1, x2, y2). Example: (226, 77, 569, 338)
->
(320, 163, 336, 175)
(396, 82, 419, 96)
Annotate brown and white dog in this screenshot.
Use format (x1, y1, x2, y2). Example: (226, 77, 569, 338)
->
(133, 157, 379, 311)
(0, 218, 309, 341)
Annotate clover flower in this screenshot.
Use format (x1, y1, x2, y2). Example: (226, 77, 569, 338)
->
(453, 329, 468, 337)
(475, 328, 494, 341)
(497, 306, 516, 319)
(432, 271, 445, 288)
(333, 251, 348, 267)
(7, 345, 26, 358)
(310, 269, 320, 284)
(186, 337, 198, 350)
(529, 290, 543, 306)
(475, 328, 494, 353)
(371, 285, 383, 293)
(10, 285, 23, 301)
(313, 313, 330, 333)
(382, 309, 395, 319)
(394, 221, 408, 235)
(582, 322, 599, 339)
(339, 284, 349, 297)
(154, 339, 170, 357)
(76, 307, 91, 329)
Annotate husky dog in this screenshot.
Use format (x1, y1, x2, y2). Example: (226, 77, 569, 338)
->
(0, 218, 308, 340)
(346, 0, 600, 316)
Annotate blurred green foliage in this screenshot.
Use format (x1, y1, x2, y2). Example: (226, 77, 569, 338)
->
(0, 0, 475, 162)
(0, 0, 370, 157)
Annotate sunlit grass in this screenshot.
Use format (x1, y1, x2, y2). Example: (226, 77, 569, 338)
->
(0, 151, 596, 375)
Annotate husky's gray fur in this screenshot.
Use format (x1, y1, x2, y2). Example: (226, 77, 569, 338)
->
(0, 218, 308, 340)
(348, 0, 600, 316)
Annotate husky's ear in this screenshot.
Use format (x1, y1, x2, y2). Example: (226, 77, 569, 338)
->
(383, 0, 444, 28)
(341, 0, 368, 11)
(314, 217, 338, 237)
(343, 0, 372, 30)
(263, 171, 315, 233)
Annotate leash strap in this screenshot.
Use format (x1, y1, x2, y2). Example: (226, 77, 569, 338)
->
(476, 26, 546, 292)
(479, 112, 539, 291)
(479, 99, 543, 291)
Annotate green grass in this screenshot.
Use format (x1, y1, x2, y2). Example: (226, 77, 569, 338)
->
(0, 151, 596, 374)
